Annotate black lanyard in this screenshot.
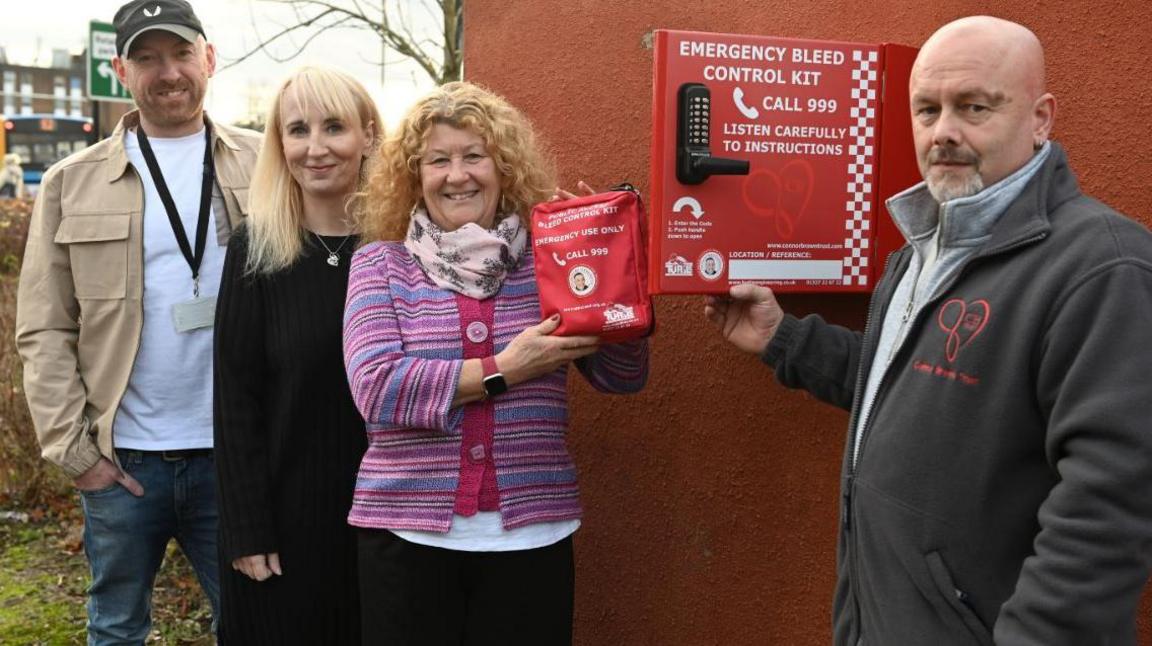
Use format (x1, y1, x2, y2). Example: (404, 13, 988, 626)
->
(136, 120, 215, 297)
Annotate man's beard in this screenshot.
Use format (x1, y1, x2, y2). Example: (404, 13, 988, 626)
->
(924, 146, 985, 203)
(141, 82, 205, 129)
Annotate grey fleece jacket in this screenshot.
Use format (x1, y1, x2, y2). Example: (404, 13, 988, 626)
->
(764, 143, 1152, 646)
(854, 144, 1052, 468)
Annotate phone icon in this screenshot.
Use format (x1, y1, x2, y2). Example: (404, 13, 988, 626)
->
(552, 251, 567, 266)
(733, 87, 760, 119)
(676, 83, 751, 185)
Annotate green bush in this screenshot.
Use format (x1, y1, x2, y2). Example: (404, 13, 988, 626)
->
(0, 198, 32, 276)
(0, 198, 70, 507)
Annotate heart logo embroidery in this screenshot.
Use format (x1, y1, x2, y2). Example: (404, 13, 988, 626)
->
(936, 298, 990, 363)
(740, 160, 814, 240)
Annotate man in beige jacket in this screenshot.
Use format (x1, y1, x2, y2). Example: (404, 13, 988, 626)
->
(15, 1, 259, 642)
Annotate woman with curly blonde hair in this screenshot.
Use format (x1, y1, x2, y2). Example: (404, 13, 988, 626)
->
(357, 82, 556, 242)
(344, 81, 649, 644)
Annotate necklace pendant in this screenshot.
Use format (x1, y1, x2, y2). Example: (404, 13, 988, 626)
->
(312, 231, 351, 267)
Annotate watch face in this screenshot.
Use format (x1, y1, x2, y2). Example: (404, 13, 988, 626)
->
(483, 373, 508, 398)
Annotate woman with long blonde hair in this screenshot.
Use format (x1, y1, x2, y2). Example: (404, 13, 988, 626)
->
(213, 66, 379, 644)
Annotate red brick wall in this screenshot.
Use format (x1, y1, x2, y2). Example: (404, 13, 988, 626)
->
(464, 2, 1152, 644)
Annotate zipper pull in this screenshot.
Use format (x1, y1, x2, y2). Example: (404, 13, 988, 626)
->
(955, 588, 972, 608)
(901, 298, 914, 323)
(608, 182, 640, 195)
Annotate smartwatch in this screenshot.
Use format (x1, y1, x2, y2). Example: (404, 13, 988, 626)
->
(481, 355, 508, 399)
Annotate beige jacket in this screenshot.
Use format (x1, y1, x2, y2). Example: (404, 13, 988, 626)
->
(15, 111, 260, 478)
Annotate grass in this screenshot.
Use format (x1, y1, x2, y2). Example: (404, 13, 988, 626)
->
(0, 517, 88, 644)
(0, 506, 215, 644)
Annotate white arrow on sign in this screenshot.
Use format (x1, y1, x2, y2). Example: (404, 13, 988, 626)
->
(97, 61, 123, 97)
(673, 196, 705, 219)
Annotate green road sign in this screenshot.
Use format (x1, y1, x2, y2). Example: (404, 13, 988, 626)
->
(88, 21, 133, 103)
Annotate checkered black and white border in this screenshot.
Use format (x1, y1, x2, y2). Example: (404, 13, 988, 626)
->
(843, 50, 879, 286)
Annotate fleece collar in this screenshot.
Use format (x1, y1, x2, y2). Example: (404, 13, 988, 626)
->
(886, 142, 1052, 256)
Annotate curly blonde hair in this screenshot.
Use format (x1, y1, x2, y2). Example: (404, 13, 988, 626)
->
(358, 81, 556, 242)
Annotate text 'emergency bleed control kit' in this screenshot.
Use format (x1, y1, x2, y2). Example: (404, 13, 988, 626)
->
(649, 30, 922, 294)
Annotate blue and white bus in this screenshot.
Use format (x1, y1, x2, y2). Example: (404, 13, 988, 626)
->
(0, 114, 96, 187)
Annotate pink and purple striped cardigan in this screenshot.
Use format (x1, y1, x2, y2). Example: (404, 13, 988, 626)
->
(343, 240, 649, 532)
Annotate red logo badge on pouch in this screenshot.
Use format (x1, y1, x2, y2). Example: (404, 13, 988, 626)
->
(531, 187, 653, 343)
(568, 265, 598, 296)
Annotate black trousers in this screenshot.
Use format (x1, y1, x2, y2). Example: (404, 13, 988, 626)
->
(358, 529, 574, 646)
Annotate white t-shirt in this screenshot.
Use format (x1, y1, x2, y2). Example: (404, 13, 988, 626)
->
(393, 513, 580, 552)
(113, 128, 226, 450)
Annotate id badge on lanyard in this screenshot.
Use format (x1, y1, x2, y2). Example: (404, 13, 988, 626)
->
(136, 121, 217, 333)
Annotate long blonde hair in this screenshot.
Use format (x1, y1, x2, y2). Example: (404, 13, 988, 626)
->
(358, 81, 556, 242)
(245, 66, 382, 274)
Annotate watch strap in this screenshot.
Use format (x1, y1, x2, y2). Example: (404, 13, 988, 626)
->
(480, 355, 508, 399)
(481, 355, 499, 379)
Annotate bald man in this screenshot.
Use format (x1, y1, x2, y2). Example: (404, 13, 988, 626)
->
(707, 16, 1152, 645)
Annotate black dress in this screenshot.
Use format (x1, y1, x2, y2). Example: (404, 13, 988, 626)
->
(214, 225, 366, 644)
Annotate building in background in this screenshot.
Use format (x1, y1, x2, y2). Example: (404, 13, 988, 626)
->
(0, 48, 128, 189)
(1, 50, 85, 118)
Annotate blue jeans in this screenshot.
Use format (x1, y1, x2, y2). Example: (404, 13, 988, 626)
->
(79, 449, 220, 645)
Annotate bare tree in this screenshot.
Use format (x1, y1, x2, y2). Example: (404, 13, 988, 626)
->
(224, 0, 462, 84)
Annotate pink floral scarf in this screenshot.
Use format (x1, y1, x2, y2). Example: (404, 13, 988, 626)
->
(403, 208, 528, 299)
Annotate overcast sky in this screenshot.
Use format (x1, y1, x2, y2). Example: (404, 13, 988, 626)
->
(0, 0, 438, 127)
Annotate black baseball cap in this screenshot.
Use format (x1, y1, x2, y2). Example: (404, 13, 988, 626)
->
(114, 0, 206, 57)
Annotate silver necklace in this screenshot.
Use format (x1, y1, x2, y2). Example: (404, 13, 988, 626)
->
(313, 231, 352, 267)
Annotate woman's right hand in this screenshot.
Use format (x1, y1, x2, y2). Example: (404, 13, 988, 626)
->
(232, 552, 282, 582)
(497, 315, 599, 384)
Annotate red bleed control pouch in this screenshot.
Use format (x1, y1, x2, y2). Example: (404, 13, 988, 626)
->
(531, 186, 653, 343)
